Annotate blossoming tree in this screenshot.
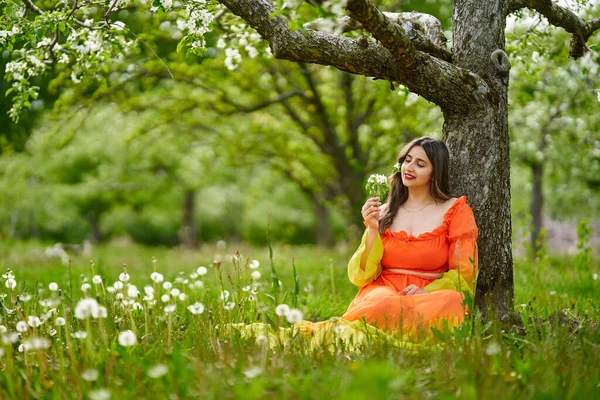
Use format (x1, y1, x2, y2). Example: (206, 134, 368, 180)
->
(2, 0, 599, 318)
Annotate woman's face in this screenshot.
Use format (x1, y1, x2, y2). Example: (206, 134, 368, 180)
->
(400, 145, 434, 188)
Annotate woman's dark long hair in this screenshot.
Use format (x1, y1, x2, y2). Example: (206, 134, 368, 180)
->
(379, 137, 452, 235)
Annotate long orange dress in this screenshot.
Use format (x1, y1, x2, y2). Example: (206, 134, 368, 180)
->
(339, 196, 478, 336)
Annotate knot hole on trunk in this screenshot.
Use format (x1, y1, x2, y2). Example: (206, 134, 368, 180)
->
(490, 49, 510, 76)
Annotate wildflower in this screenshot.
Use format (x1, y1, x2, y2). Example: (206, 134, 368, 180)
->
(187, 302, 204, 315)
(147, 364, 168, 379)
(178, 293, 188, 302)
(255, 335, 268, 346)
(251, 271, 261, 280)
(194, 280, 204, 289)
(5, 279, 16, 289)
(170, 288, 181, 297)
(197, 266, 208, 276)
(243, 366, 263, 378)
(16, 321, 28, 333)
(18, 344, 26, 352)
(107, 287, 116, 293)
(119, 272, 130, 282)
(81, 369, 99, 381)
(118, 330, 137, 347)
(49, 282, 59, 291)
(132, 302, 143, 311)
(249, 260, 260, 269)
(150, 272, 164, 283)
(88, 388, 111, 400)
(49, 329, 57, 336)
(220, 290, 230, 301)
(93, 306, 108, 319)
(144, 286, 154, 296)
(224, 302, 235, 311)
(92, 275, 102, 284)
(113, 281, 124, 290)
(164, 304, 176, 313)
(18, 293, 32, 302)
(275, 304, 290, 317)
(128, 285, 140, 298)
(81, 283, 91, 292)
(163, 281, 173, 290)
(334, 325, 345, 335)
(161, 294, 170, 303)
(286, 308, 303, 323)
(27, 316, 42, 327)
(75, 298, 100, 320)
(73, 331, 88, 339)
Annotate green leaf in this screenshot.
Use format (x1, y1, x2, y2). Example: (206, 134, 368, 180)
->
(176, 36, 188, 54)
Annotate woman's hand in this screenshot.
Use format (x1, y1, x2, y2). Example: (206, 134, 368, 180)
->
(400, 285, 429, 296)
(361, 197, 381, 230)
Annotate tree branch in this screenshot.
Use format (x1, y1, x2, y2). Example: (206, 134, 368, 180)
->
(219, 89, 305, 114)
(218, 0, 492, 114)
(508, 0, 600, 58)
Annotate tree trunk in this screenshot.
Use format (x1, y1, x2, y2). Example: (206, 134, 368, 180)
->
(180, 190, 198, 248)
(448, 0, 514, 319)
(314, 200, 334, 246)
(87, 213, 102, 244)
(530, 162, 544, 255)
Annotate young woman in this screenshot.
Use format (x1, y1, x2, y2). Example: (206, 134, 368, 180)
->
(339, 136, 479, 335)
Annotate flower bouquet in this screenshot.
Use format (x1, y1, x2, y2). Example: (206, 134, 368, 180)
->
(365, 174, 391, 202)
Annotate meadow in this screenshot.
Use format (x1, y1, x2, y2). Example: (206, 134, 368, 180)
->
(0, 236, 599, 399)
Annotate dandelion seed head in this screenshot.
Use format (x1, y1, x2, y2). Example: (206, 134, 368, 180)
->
(16, 321, 28, 333)
(593, 273, 598, 281)
(178, 293, 188, 302)
(128, 285, 140, 298)
(119, 272, 130, 282)
(224, 302, 235, 311)
(249, 260, 260, 269)
(161, 294, 170, 303)
(550, 291, 557, 296)
(75, 298, 100, 320)
(88, 388, 111, 400)
(150, 272, 164, 283)
(164, 304, 176, 313)
(144, 285, 154, 296)
(49, 329, 57, 336)
(5, 279, 16, 289)
(194, 280, 204, 289)
(163, 281, 173, 290)
(251, 271, 261, 280)
(147, 363, 168, 379)
(220, 290, 230, 301)
(93, 306, 108, 319)
(485, 341, 502, 356)
(92, 275, 102, 285)
(275, 304, 290, 317)
(196, 266, 207, 276)
(3, 332, 19, 343)
(18, 293, 32, 302)
(286, 308, 303, 323)
(81, 368, 99, 381)
(117, 330, 137, 346)
(107, 287, 116, 293)
(48, 282, 59, 291)
(27, 316, 42, 327)
(187, 302, 204, 315)
(170, 288, 181, 297)
(81, 283, 91, 292)
(0, 325, 6, 334)
(73, 331, 88, 339)
(243, 366, 263, 378)
(113, 281, 124, 290)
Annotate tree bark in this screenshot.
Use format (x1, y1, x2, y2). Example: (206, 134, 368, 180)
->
(313, 200, 334, 247)
(87, 213, 102, 244)
(446, 0, 514, 319)
(180, 190, 198, 248)
(530, 162, 543, 255)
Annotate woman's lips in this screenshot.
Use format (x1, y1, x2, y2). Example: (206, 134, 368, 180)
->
(404, 173, 415, 180)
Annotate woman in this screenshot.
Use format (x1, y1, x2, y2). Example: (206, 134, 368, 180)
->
(338, 136, 478, 336)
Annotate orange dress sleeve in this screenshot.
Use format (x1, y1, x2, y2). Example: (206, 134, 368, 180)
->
(424, 198, 479, 297)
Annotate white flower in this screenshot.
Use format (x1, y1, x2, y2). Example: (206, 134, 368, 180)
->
(144, 286, 154, 296)
(164, 304, 176, 313)
(485, 341, 502, 356)
(113, 281, 124, 290)
(147, 364, 168, 379)
(170, 288, 181, 297)
(49, 282, 59, 291)
(275, 304, 290, 317)
(107, 287, 116, 293)
(49, 329, 57, 336)
(128, 285, 140, 298)
(220, 290, 230, 301)
(92, 275, 102, 284)
(0, 325, 6, 334)
(249, 260, 260, 269)
(81, 369, 99, 381)
(81, 283, 91, 292)
(196, 267, 207, 276)
(255, 335, 268, 346)
(27, 316, 42, 327)
(118, 330, 137, 347)
(93, 306, 108, 319)
(224, 302, 235, 311)
(242, 285, 251, 292)
(163, 281, 173, 290)
(75, 298, 99, 320)
(150, 272, 164, 283)
(593, 273, 598, 281)
(3, 332, 19, 343)
(5, 279, 16, 289)
(194, 280, 204, 289)
(251, 271, 261, 280)
(243, 366, 263, 378)
(187, 302, 205, 315)
(119, 273, 130, 282)
(161, 294, 170, 303)
(286, 308, 303, 323)
(88, 388, 111, 400)
(24, 337, 51, 350)
(16, 321, 28, 333)
(73, 331, 88, 339)
(19, 293, 32, 302)
(178, 293, 188, 302)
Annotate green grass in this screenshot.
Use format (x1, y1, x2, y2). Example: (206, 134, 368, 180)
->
(0, 238, 599, 399)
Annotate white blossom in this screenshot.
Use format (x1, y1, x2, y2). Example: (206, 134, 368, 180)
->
(75, 298, 99, 320)
(5, 279, 16, 289)
(81, 369, 99, 381)
(249, 260, 260, 269)
(286, 308, 303, 323)
(119, 272, 130, 282)
(118, 330, 137, 347)
(151, 272, 164, 283)
(251, 271, 261, 280)
(147, 364, 168, 379)
(27, 316, 42, 327)
(55, 317, 66, 326)
(187, 302, 204, 315)
(196, 266, 207, 276)
(92, 275, 102, 284)
(49, 282, 59, 291)
(16, 321, 28, 333)
(275, 304, 290, 317)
